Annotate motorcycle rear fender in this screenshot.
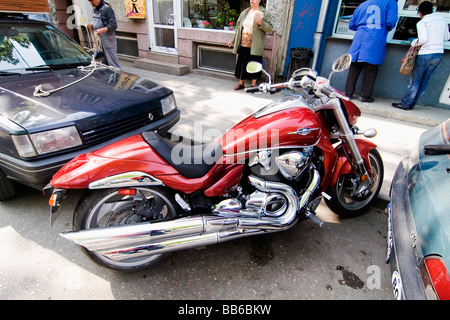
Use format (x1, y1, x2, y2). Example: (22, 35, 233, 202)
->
(331, 139, 378, 187)
(49, 135, 178, 190)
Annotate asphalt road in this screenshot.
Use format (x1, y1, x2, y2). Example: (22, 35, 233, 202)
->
(0, 183, 391, 300)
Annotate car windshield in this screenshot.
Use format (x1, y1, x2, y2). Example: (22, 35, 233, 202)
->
(0, 23, 92, 73)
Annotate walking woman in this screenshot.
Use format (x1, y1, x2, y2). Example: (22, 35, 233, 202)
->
(228, 0, 273, 90)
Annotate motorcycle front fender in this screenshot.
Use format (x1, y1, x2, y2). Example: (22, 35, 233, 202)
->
(331, 139, 378, 187)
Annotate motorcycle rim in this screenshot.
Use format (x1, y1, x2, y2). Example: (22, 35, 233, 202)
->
(325, 149, 384, 217)
(76, 187, 178, 271)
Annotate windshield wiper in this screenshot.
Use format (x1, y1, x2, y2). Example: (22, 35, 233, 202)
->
(0, 71, 22, 76)
(26, 63, 87, 72)
(25, 65, 52, 71)
(424, 145, 450, 155)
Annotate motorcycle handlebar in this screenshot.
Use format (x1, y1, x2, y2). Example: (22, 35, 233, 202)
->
(320, 87, 334, 98)
(246, 82, 290, 93)
(245, 87, 260, 93)
(245, 78, 347, 101)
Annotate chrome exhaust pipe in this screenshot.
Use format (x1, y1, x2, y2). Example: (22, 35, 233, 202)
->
(61, 170, 320, 262)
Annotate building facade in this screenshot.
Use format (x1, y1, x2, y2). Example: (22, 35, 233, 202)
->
(47, 0, 449, 108)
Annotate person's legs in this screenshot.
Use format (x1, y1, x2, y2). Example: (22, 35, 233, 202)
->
(234, 47, 250, 90)
(400, 55, 428, 107)
(345, 62, 364, 97)
(399, 53, 442, 108)
(360, 63, 379, 100)
(409, 53, 442, 108)
(102, 39, 120, 69)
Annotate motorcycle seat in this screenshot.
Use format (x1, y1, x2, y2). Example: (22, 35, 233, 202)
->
(142, 131, 223, 179)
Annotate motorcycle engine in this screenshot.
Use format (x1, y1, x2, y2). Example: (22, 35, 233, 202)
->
(249, 148, 313, 182)
(212, 148, 316, 218)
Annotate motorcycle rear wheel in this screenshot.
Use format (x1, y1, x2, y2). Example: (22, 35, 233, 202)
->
(73, 187, 179, 272)
(325, 149, 383, 218)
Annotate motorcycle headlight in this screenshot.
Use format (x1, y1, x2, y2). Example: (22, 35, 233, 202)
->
(161, 94, 177, 115)
(12, 126, 83, 158)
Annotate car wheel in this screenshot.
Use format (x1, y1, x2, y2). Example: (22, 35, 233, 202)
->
(0, 169, 17, 201)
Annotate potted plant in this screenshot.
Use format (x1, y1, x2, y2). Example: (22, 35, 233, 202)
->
(228, 8, 238, 27)
(217, 11, 226, 29)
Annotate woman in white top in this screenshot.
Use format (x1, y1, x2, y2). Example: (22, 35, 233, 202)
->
(228, 0, 273, 90)
(392, 1, 449, 110)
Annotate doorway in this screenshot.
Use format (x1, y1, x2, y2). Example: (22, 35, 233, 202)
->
(147, 0, 180, 54)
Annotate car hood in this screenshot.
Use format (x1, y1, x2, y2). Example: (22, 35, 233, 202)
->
(408, 119, 450, 266)
(0, 67, 172, 134)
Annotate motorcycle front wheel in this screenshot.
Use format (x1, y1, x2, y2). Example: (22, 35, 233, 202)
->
(325, 149, 384, 218)
(73, 187, 179, 272)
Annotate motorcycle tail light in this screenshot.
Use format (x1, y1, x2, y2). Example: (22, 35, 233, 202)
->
(421, 256, 450, 300)
(118, 189, 137, 196)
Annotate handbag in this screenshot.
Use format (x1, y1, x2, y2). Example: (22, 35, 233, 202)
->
(399, 45, 421, 76)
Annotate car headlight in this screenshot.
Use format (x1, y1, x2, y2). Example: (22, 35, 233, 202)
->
(12, 126, 83, 158)
(161, 94, 177, 115)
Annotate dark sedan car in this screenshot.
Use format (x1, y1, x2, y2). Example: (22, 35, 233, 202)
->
(0, 14, 180, 200)
(386, 118, 450, 300)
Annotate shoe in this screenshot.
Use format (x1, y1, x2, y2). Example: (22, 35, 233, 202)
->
(234, 83, 245, 90)
(392, 102, 411, 110)
(359, 96, 374, 102)
(346, 94, 353, 99)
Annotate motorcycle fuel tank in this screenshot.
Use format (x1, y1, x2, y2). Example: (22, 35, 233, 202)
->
(219, 97, 321, 158)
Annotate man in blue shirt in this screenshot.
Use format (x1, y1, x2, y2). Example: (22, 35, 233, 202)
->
(345, 0, 398, 102)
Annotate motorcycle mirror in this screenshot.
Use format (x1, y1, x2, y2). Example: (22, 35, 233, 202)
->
(332, 53, 352, 72)
(246, 61, 263, 74)
(247, 61, 272, 85)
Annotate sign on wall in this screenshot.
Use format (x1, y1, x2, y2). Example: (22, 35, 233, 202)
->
(0, 0, 49, 13)
(124, 0, 146, 19)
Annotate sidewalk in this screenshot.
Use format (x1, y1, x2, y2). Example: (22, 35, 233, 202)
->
(121, 60, 450, 133)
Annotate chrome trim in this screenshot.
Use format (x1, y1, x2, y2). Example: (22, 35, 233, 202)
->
(88, 171, 163, 189)
(224, 144, 318, 158)
(62, 169, 321, 262)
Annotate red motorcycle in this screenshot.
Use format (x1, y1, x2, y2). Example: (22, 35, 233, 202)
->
(45, 54, 383, 272)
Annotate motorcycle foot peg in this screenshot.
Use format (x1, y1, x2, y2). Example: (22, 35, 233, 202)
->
(306, 210, 324, 228)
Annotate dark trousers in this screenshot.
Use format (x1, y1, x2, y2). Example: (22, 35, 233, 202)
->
(345, 62, 379, 99)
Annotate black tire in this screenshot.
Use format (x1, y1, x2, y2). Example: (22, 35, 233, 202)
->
(0, 169, 16, 201)
(74, 187, 180, 272)
(324, 149, 384, 218)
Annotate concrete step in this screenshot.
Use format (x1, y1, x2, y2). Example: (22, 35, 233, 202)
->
(133, 58, 189, 76)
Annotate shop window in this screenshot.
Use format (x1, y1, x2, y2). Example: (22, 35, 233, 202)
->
(333, 0, 365, 37)
(333, 0, 450, 49)
(393, 0, 450, 48)
(182, 0, 244, 30)
(401, 0, 449, 12)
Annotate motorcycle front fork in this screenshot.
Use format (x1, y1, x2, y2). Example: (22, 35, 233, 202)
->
(331, 99, 373, 198)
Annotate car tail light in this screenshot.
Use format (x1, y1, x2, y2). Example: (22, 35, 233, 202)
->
(421, 256, 450, 300)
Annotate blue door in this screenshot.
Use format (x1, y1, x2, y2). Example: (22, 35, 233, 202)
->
(285, 0, 323, 77)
